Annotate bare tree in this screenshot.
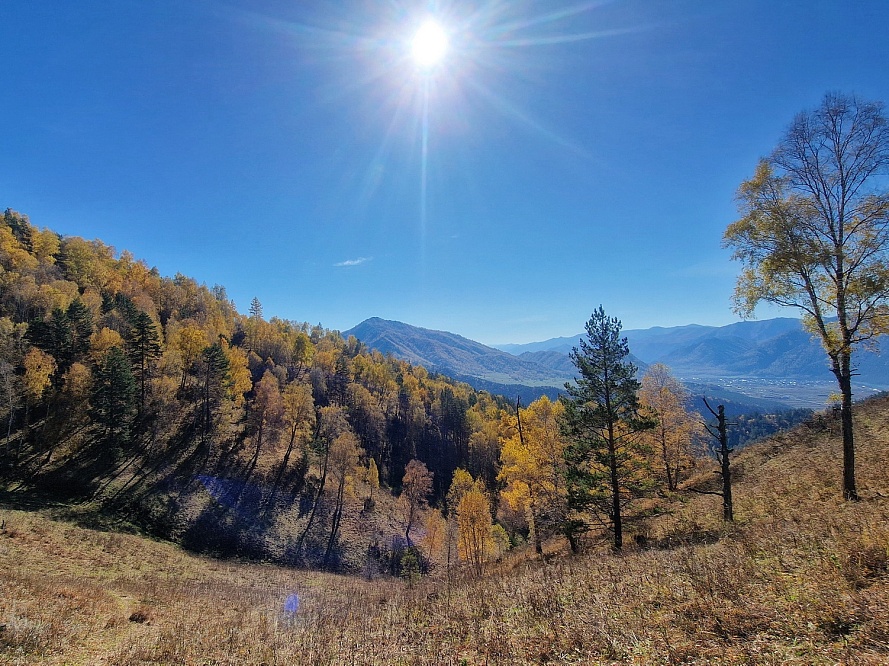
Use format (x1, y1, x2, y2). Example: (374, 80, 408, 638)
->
(691, 399, 734, 522)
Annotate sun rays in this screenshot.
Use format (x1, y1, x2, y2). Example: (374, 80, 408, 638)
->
(230, 2, 639, 267)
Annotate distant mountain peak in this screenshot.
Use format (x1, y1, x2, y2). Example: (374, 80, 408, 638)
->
(343, 318, 571, 392)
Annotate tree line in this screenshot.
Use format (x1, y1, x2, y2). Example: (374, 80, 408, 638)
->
(0, 209, 713, 572)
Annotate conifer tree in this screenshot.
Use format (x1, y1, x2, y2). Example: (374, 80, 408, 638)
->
(561, 307, 654, 551)
(91, 346, 136, 448)
(199, 342, 231, 438)
(125, 310, 162, 414)
(66, 299, 94, 360)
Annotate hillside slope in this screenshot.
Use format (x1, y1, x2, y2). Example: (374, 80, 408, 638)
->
(4, 398, 888, 664)
(344, 317, 649, 396)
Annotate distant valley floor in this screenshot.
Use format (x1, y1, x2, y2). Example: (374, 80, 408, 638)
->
(681, 375, 888, 409)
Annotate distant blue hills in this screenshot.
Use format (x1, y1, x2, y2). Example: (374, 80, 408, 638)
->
(344, 317, 889, 410)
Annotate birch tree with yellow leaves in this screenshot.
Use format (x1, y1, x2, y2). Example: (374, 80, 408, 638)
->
(724, 93, 889, 501)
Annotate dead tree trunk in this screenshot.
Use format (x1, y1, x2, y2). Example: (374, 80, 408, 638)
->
(695, 398, 734, 522)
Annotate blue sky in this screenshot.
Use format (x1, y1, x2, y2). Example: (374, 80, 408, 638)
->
(2, 1, 889, 345)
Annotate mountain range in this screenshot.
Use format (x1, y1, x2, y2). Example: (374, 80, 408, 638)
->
(344, 317, 889, 409)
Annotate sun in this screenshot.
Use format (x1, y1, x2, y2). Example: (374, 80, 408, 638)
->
(411, 20, 449, 70)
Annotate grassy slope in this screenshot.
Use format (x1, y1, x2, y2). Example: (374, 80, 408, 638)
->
(3, 398, 889, 665)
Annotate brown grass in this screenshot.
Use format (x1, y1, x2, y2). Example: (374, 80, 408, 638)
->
(3, 397, 889, 664)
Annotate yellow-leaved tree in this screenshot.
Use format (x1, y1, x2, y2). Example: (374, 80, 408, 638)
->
(638, 364, 705, 492)
(498, 396, 568, 555)
(457, 477, 493, 577)
(89, 327, 124, 365)
(724, 93, 889, 501)
(22, 347, 56, 430)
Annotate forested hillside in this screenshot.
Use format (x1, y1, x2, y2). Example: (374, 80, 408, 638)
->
(0, 209, 517, 570)
(0, 208, 833, 582)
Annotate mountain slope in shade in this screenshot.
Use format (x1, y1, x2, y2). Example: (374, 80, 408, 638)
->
(343, 318, 571, 388)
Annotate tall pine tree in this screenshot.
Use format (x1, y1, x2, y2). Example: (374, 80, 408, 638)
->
(125, 310, 162, 414)
(561, 307, 654, 551)
(91, 346, 137, 448)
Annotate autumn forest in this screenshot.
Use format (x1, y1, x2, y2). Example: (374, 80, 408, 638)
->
(0, 206, 713, 576)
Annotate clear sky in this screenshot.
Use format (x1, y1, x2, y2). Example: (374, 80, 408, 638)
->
(2, 1, 889, 345)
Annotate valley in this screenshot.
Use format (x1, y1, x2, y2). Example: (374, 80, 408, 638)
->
(346, 317, 889, 410)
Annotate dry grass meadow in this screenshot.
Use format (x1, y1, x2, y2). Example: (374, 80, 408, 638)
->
(3, 397, 889, 665)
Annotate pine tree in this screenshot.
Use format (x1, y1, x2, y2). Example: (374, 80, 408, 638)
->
(125, 311, 162, 414)
(561, 307, 655, 551)
(199, 342, 230, 438)
(66, 299, 94, 360)
(91, 346, 137, 448)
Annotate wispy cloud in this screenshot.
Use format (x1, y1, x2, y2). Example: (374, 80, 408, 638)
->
(334, 256, 372, 268)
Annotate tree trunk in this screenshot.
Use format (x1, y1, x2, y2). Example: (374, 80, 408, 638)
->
(566, 530, 579, 554)
(662, 432, 676, 492)
(838, 354, 858, 500)
(717, 405, 733, 522)
(323, 477, 346, 569)
(530, 500, 543, 555)
(608, 428, 622, 550)
(296, 429, 329, 558)
(405, 502, 417, 547)
(267, 424, 299, 510)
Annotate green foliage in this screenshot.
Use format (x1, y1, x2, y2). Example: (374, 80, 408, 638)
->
(561, 307, 655, 551)
(125, 310, 162, 412)
(399, 548, 422, 587)
(90, 346, 137, 447)
(199, 342, 231, 437)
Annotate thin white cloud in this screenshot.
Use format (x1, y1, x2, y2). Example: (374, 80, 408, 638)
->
(334, 256, 372, 268)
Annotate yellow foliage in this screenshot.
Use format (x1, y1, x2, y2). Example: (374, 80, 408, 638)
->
(638, 364, 706, 490)
(89, 328, 124, 364)
(224, 343, 252, 406)
(173, 325, 209, 367)
(31, 228, 60, 264)
(421, 510, 447, 561)
(498, 396, 568, 548)
(62, 363, 92, 403)
(80, 289, 103, 320)
(60, 237, 114, 292)
(35, 280, 79, 314)
(0, 225, 38, 272)
(22, 347, 55, 402)
(365, 457, 380, 498)
(457, 481, 493, 576)
(447, 468, 474, 514)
